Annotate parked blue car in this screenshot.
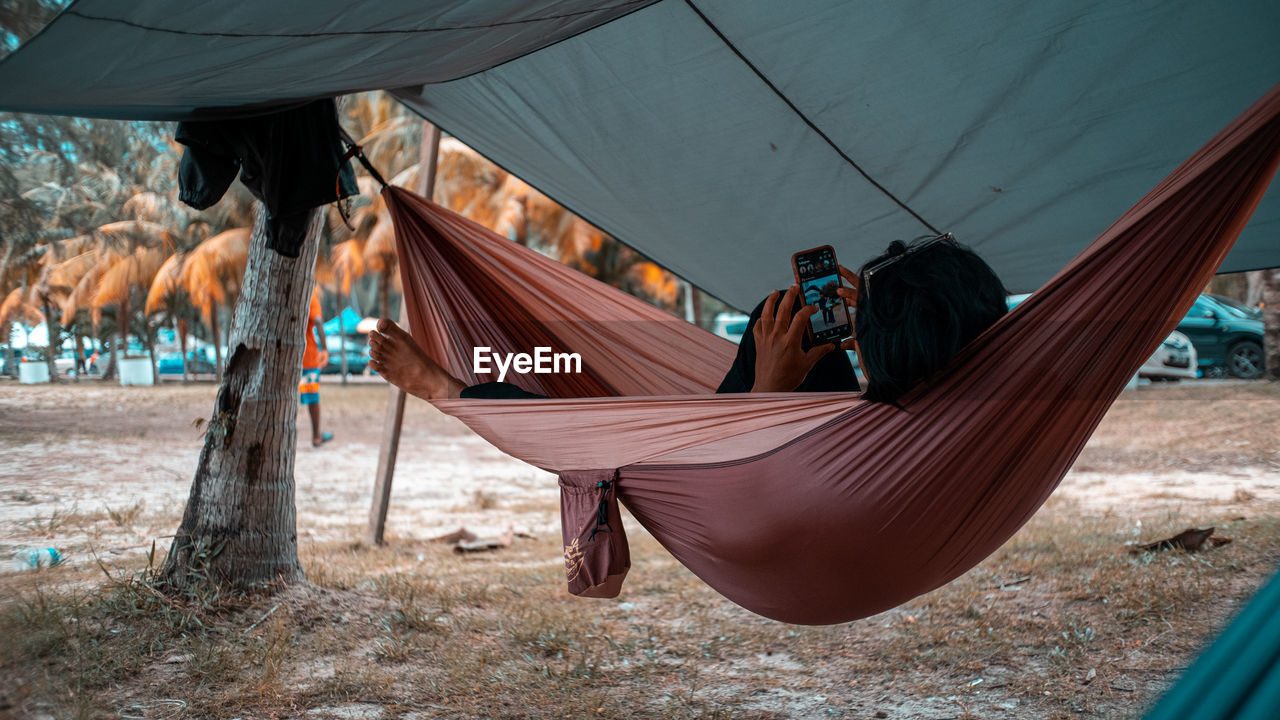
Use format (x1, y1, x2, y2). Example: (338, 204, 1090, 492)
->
(322, 337, 370, 375)
(1177, 294, 1265, 378)
(157, 348, 217, 375)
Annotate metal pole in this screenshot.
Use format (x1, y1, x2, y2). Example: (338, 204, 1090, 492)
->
(368, 121, 441, 545)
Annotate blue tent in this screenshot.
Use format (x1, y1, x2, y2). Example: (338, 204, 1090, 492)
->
(323, 307, 365, 337)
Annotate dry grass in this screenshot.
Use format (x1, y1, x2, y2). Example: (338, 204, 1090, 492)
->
(2, 510, 1276, 719)
(1, 379, 1277, 718)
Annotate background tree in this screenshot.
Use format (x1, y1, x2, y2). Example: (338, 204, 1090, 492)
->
(178, 228, 251, 381)
(1264, 269, 1279, 382)
(0, 285, 39, 373)
(146, 252, 199, 383)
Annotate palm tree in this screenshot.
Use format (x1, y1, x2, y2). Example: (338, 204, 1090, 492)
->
(54, 220, 175, 379)
(0, 286, 40, 375)
(1264, 270, 1279, 382)
(178, 228, 250, 381)
(146, 252, 200, 383)
(162, 203, 322, 594)
(91, 243, 168, 380)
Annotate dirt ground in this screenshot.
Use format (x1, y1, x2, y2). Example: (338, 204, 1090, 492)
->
(1, 377, 1278, 719)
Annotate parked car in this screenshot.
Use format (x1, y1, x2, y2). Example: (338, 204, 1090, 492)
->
(1138, 331, 1198, 381)
(157, 347, 217, 375)
(1176, 294, 1265, 378)
(322, 336, 370, 375)
(712, 312, 750, 344)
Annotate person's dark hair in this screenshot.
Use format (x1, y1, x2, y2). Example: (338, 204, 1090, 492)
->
(855, 235, 1007, 404)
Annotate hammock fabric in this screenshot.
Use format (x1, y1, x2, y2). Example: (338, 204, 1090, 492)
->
(386, 84, 1280, 625)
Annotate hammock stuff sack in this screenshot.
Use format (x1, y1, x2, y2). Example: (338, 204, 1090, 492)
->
(386, 84, 1280, 625)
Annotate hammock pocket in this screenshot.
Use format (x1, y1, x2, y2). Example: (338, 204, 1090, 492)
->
(386, 84, 1280, 625)
(559, 469, 630, 598)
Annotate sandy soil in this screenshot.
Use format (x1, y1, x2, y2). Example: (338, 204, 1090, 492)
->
(0, 377, 563, 565)
(2, 377, 1276, 567)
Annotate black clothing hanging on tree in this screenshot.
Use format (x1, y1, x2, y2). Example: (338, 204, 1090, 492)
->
(175, 98, 359, 257)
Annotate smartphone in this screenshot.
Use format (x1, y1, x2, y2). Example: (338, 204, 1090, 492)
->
(791, 245, 852, 343)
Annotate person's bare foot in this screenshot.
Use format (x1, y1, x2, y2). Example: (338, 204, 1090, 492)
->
(367, 319, 465, 400)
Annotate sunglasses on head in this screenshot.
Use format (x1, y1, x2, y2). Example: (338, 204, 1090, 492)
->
(860, 232, 954, 301)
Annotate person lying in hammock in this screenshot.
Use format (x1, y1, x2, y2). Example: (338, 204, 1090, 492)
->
(367, 234, 1007, 404)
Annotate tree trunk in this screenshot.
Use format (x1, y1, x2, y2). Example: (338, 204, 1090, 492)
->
(162, 204, 321, 593)
(2, 323, 14, 376)
(39, 294, 60, 381)
(147, 325, 159, 386)
(210, 304, 223, 383)
(1246, 270, 1266, 308)
(102, 340, 118, 381)
(73, 334, 85, 381)
(1263, 268, 1280, 382)
(178, 318, 189, 385)
(40, 297, 60, 383)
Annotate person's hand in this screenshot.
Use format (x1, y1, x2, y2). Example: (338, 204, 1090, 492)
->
(835, 265, 859, 309)
(318, 350, 330, 365)
(751, 285, 835, 393)
(836, 265, 860, 351)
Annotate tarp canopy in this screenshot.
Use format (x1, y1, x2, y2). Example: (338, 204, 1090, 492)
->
(322, 307, 365, 336)
(1, 1, 1277, 305)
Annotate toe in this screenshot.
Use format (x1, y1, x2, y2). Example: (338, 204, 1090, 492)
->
(384, 320, 413, 343)
(376, 317, 395, 333)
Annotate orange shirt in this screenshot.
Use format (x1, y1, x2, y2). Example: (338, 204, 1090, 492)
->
(302, 294, 323, 369)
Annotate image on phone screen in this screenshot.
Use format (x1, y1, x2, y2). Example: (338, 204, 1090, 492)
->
(794, 247, 851, 343)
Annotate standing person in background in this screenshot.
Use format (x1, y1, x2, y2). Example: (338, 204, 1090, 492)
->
(300, 286, 333, 447)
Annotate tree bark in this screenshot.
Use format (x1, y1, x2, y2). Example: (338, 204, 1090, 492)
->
(147, 325, 159, 386)
(178, 318, 189, 384)
(1263, 268, 1280, 382)
(2, 324, 14, 376)
(73, 334, 85, 381)
(1246, 270, 1265, 307)
(161, 203, 321, 593)
(40, 297, 60, 383)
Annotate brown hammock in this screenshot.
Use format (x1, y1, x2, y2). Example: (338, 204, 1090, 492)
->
(385, 84, 1280, 625)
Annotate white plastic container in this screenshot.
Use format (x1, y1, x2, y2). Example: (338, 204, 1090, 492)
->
(18, 361, 50, 384)
(119, 357, 154, 386)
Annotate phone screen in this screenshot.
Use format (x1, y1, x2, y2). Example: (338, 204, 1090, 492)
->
(794, 246, 852, 343)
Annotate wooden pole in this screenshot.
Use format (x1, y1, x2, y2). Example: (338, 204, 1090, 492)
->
(368, 121, 441, 545)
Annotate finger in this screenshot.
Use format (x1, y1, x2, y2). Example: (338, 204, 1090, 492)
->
(757, 290, 780, 337)
(786, 305, 819, 345)
(839, 337, 857, 351)
(804, 343, 836, 364)
(776, 285, 800, 327)
(836, 287, 857, 302)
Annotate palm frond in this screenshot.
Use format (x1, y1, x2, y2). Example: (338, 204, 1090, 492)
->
(91, 247, 164, 308)
(0, 287, 42, 328)
(145, 252, 187, 315)
(330, 240, 367, 295)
